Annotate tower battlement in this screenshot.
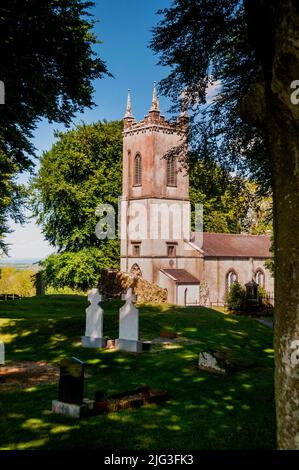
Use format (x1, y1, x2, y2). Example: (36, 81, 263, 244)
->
(123, 82, 188, 136)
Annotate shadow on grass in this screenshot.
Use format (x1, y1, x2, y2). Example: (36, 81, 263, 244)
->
(0, 295, 276, 450)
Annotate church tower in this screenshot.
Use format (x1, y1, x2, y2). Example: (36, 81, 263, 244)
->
(119, 84, 274, 306)
(120, 84, 202, 304)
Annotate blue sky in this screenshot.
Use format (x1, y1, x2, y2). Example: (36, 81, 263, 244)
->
(3, 0, 172, 261)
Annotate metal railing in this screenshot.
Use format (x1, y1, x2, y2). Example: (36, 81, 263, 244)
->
(0, 293, 21, 301)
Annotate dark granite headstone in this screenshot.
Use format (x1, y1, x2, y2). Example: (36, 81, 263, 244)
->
(58, 357, 85, 405)
(245, 280, 259, 309)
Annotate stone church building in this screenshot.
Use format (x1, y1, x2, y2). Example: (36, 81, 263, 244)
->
(120, 84, 274, 306)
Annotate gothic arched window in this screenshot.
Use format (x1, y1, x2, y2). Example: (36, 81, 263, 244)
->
(226, 269, 238, 291)
(255, 269, 265, 287)
(134, 153, 142, 186)
(167, 158, 177, 187)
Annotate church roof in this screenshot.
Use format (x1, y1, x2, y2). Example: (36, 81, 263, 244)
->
(161, 269, 201, 284)
(192, 232, 272, 258)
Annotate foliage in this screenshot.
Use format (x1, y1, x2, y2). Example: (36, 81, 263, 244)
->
(225, 282, 246, 311)
(31, 119, 272, 289)
(0, 295, 275, 449)
(30, 120, 123, 290)
(150, 0, 271, 193)
(45, 285, 86, 296)
(0, 154, 26, 255)
(40, 246, 119, 291)
(0, 0, 109, 250)
(264, 229, 275, 276)
(152, 0, 299, 448)
(0, 267, 35, 297)
(31, 121, 123, 251)
(189, 159, 272, 233)
(151, 0, 273, 234)
(258, 286, 274, 310)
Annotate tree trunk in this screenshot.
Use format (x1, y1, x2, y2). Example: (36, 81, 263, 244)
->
(245, 0, 299, 449)
(270, 101, 299, 450)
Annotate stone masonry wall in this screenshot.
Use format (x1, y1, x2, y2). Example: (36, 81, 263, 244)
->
(98, 269, 168, 304)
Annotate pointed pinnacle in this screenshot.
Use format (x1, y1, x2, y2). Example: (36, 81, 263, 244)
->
(124, 89, 133, 118)
(181, 90, 189, 117)
(150, 81, 160, 112)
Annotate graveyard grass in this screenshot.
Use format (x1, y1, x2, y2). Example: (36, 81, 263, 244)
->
(0, 295, 275, 450)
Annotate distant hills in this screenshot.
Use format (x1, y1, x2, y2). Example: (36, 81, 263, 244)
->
(0, 258, 41, 271)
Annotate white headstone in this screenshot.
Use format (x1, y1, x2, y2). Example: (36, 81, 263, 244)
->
(119, 288, 138, 341)
(85, 289, 103, 338)
(116, 288, 142, 352)
(0, 341, 4, 365)
(82, 288, 106, 348)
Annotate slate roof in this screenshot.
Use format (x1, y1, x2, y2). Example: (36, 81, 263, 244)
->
(192, 232, 272, 258)
(161, 269, 200, 284)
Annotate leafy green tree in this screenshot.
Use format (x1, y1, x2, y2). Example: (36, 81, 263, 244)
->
(189, 159, 272, 234)
(0, 267, 35, 297)
(0, 0, 109, 250)
(32, 121, 122, 250)
(40, 248, 119, 291)
(0, 154, 26, 255)
(31, 120, 123, 289)
(32, 119, 271, 289)
(151, 0, 299, 449)
(151, 0, 271, 193)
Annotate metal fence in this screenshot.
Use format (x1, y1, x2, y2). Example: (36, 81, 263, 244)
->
(260, 290, 275, 307)
(0, 293, 20, 301)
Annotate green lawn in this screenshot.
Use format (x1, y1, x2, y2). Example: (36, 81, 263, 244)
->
(0, 295, 276, 450)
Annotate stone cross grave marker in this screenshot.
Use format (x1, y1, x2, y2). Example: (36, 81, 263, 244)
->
(116, 288, 142, 353)
(82, 288, 106, 348)
(0, 341, 4, 365)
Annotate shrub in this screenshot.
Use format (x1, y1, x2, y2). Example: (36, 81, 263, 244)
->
(40, 246, 119, 291)
(0, 267, 35, 297)
(225, 282, 246, 311)
(258, 286, 273, 309)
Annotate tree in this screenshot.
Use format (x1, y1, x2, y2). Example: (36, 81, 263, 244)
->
(0, 267, 35, 297)
(32, 118, 271, 289)
(0, 0, 109, 250)
(151, 0, 271, 193)
(40, 248, 119, 291)
(189, 159, 272, 234)
(31, 120, 123, 289)
(151, 0, 299, 449)
(0, 154, 26, 255)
